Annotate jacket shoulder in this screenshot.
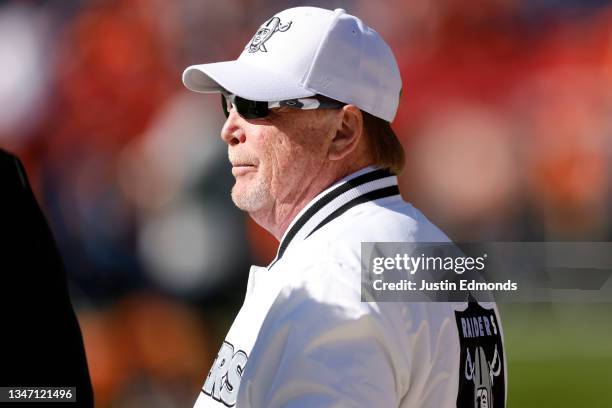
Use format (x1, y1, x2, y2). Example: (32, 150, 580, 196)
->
(334, 195, 448, 242)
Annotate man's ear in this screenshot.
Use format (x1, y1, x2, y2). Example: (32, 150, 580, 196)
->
(328, 105, 363, 161)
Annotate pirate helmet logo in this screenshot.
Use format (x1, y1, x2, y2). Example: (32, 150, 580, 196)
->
(455, 303, 505, 407)
(247, 17, 292, 53)
(465, 345, 502, 408)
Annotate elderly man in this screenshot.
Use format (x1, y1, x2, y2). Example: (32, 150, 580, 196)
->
(183, 7, 506, 408)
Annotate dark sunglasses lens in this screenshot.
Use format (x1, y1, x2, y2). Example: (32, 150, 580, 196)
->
(221, 94, 269, 119)
(221, 94, 230, 118)
(235, 96, 268, 119)
(250, 102, 269, 119)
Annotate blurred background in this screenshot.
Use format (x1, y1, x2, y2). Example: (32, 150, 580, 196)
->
(0, 0, 611, 406)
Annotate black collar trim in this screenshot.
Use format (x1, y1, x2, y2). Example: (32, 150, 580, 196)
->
(268, 168, 399, 269)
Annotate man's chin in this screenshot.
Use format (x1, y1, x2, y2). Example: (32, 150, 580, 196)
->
(230, 185, 270, 213)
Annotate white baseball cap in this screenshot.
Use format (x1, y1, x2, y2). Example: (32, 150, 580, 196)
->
(182, 7, 402, 122)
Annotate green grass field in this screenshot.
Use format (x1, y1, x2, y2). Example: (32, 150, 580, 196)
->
(500, 304, 612, 407)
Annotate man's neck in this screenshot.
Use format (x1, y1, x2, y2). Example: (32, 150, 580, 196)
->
(250, 163, 375, 241)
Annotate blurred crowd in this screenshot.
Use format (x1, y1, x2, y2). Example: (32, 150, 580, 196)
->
(0, 0, 610, 406)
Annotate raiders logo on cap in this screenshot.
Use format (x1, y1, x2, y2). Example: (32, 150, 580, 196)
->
(247, 16, 292, 53)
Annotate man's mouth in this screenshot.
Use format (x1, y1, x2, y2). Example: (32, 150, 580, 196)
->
(231, 163, 258, 177)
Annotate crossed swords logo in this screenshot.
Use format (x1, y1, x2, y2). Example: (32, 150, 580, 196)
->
(464, 345, 502, 408)
(247, 17, 292, 53)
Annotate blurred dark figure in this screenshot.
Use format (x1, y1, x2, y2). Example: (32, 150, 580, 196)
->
(0, 149, 93, 407)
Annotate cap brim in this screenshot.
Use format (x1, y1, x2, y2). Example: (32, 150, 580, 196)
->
(182, 60, 316, 102)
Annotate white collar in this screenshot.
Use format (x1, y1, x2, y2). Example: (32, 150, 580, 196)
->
(268, 166, 399, 269)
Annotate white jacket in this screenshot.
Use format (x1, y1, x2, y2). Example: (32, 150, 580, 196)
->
(194, 167, 506, 408)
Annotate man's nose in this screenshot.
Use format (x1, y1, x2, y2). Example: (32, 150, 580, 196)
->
(220, 110, 246, 146)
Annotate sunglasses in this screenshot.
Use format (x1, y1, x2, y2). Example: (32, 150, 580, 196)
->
(221, 92, 345, 119)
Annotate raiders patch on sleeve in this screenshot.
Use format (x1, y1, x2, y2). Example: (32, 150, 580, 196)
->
(454, 302, 505, 408)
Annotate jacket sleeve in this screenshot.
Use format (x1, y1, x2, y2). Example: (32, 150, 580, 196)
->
(0, 149, 94, 407)
(235, 265, 406, 408)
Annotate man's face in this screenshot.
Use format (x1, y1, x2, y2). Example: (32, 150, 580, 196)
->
(220, 106, 337, 214)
